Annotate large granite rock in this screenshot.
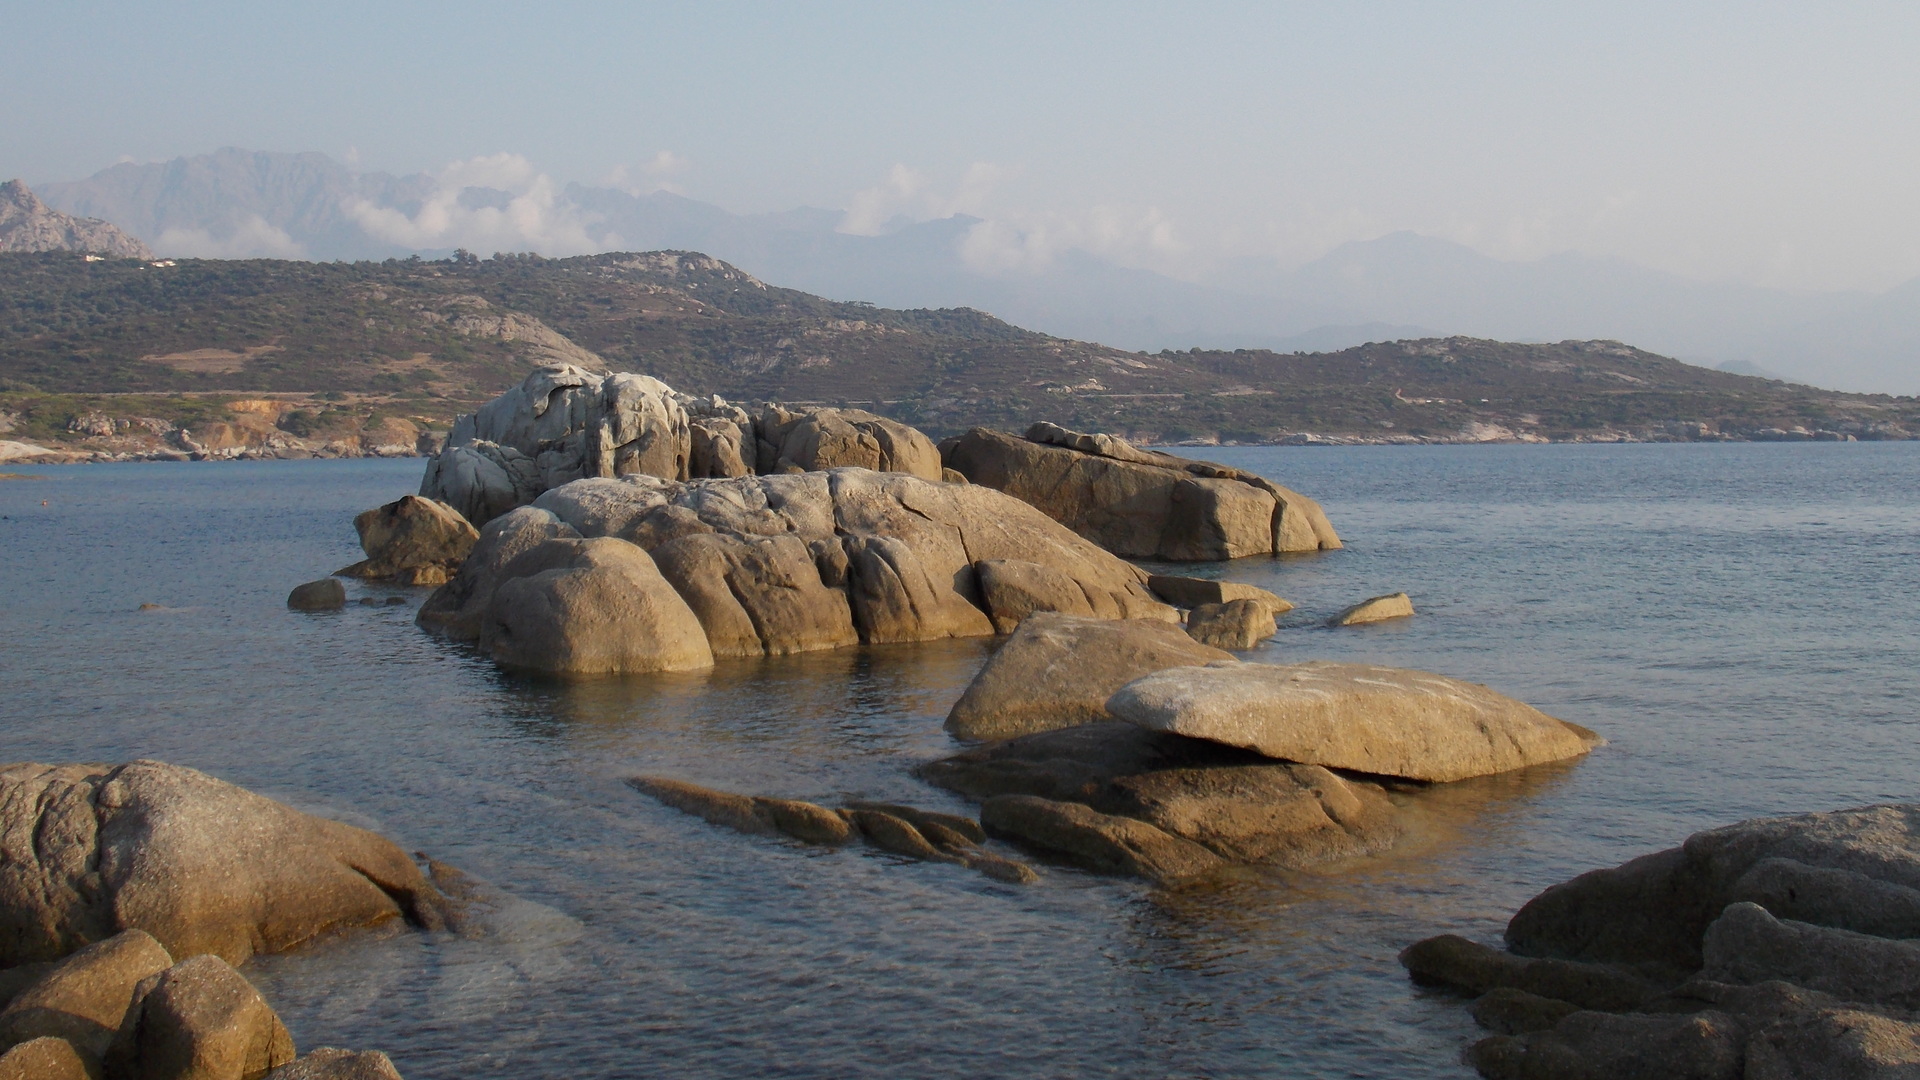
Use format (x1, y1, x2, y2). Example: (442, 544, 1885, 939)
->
(480, 537, 714, 675)
(426, 468, 1173, 665)
(415, 441, 542, 527)
(942, 424, 1340, 560)
(1108, 661, 1601, 783)
(755, 405, 942, 480)
(265, 1048, 405, 1080)
(0, 1036, 88, 1080)
(1146, 575, 1293, 614)
(1184, 599, 1277, 649)
(1404, 803, 1920, 1079)
(0, 761, 451, 968)
(337, 496, 477, 586)
(921, 722, 1400, 882)
(945, 614, 1231, 741)
(0, 930, 172, 1064)
(105, 954, 295, 1080)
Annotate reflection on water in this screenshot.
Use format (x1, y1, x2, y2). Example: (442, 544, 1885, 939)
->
(2, 444, 1918, 1078)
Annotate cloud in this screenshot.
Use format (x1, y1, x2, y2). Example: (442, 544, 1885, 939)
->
(601, 150, 690, 195)
(839, 161, 1013, 236)
(154, 215, 307, 259)
(348, 152, 604, 256)
(958, 204, 1186, 277)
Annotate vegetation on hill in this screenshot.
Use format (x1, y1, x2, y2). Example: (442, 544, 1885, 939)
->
(2, 249, 1913, 450)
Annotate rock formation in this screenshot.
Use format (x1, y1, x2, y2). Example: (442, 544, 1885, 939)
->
(481, 537, 715, 675)
(418, 365, 954, 525)
(1331, 591, 1414, 626)
(419, 469, 1175, 672)
(285, 579, 345, 611)
(944, 613, 1230, 741)
(941, 423, 1340, 560)
(0, 761, 453, 967)
(1403, 803, 1920, 1078)
(336, 496, 478, 586)
(1108, 661, 1600, 783)
(0, 181, 154, 259)
(1183, 599, 1277, 649)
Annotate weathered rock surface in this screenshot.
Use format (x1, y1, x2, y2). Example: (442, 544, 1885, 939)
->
(0, 761, 451, 967)
(1184, 599, 1277, 650)
(755, 405, 942, 480)
(628, 777, 1034, 883)
(0, 1036, 89, 1080)
(105, 954, 295, 1080)
(944, 614, 1231, 741)
(1331, 591, 1415, 626)
(1109, 660, 1600, 783)
(337, 496, 477, 585)
(424, 467, 1173, 667)
(1405, 803, 1920, 1079)
(0, 929, 172, 1063)
(1146, 575, 1293, 614)
(285, 580, 345, 611)
(922, 722, 1401, 881)
(480, 537, 714, 675)
(264, 1048, 405, 1080)
(943, 424, 1340, 560)
(974, 559, 1098, 633)
(416, 440, 542, 527)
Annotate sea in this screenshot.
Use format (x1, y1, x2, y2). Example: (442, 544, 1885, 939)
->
(2, 442, 1917, 1079)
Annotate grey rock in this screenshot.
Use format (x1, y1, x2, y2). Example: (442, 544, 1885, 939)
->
(480, 537, 714, 675)
(1702, 901, 1920, 1009)
(0, 181, 153, 259)
(285, 579, 344, 611)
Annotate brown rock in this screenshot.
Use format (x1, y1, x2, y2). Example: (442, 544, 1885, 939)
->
(755, 406, 942, 480)
(1701, 901, 1920, 1008)
(841, 802, 986, 846)
(1744, 1007, 1920, 1078)
(338, 497, 477, 583)
(980, 795, 1224, 885)
(1096, 763, 1397, 867)
(285, 580, 345, 611)
(1469, 988, 1580, 1036)
(688, 418, 751, 479)
(752, 799, 853, 845)
(0, 761, 452, 968)
(415, 506, 581, 641)
(1146, 575, 1293, 614)
(650, 532, 857, 657)
(1331, 592, 1414, 626)
(0, 1036, 89, 1080)
(945, 614, 1232, 741)
(0, 929, 172, 1062)
(974, 559, 1097, 633)
(481, 537, 714, 675)
(1467, 1009, 1744, 1080)
(264, 1048, 404, 1080)
(1108, 660, 1601, 783)
(1183, 599, 1276, 650)
(844, 811, 950, 861)
(628, 778, 851, 845)
(104, 954, 295, 1080)
(1398, 934, 1659, 1012)
(919, 722, 1263, 805)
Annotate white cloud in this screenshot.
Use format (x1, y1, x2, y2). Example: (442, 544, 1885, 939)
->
(600, 150, 690, 195)
(348, 152, 604, 256)
(957, 204, 1187, 277)
(154, 215, 307, 259)
(838, 161, 1014, 236)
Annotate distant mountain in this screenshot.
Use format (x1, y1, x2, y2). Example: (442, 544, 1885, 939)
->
(0, 180, 153, 259)
(32, 150, 1920, 394)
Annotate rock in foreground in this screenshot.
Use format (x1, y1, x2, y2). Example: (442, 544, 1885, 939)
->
(0, 761, 452, 967)
(1109, 661, 1600, 783)
(1404, 803, 1920, 1079)
(944, 614, 1230, 741)
(943, 424, 1340, 560)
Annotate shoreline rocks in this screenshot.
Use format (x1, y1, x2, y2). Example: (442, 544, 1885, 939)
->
(1184, 598, 1277, 649)
(335, 496, 478, 587)
(1331, 592, 1414, 626)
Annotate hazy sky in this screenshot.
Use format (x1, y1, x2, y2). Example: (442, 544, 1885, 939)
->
(8, 1, 1920, 291)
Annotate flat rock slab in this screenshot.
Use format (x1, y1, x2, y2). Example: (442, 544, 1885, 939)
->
(1331, 592, 1414, 626)
(1108, 660, 1600, 783)
(1147, 575, 1293, 613)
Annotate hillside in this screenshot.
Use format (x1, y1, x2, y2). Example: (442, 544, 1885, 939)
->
(0, 181, 154, 259)
(1, 248, 1914, 457)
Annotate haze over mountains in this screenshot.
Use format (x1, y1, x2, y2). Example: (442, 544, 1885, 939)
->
(34, 148, 1920, 395)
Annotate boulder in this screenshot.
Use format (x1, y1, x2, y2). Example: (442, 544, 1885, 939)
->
(755, 406, 942, 480)
(688, 418, 751, 479)
(264, 1048, 404, 1080)
(0, 929, 173, 1062)
(973, 559, 1097, 633)
(650, 532, 858, 658)
(0, 761, 452, 967)
(104, 954, 295, 1080)
(336, 497, 477, 584)
(0, 1037, 88, 1080)
(1701, 901, 1920, 1008)
(942, 425, 1340, 560)
(1108, 661, 1601, 783)
(416, 440, 540, 527)
(1331, 592, 1414, 626)
(1466, 1009, 1745, 1080)
(1398, 934, 1659, 1012)
(1184, 599, 1276, 650)
(980, 795, 1224, 885)
(415, 507, 582, 641)
(480, 537, 714, 675)
(284, 580, 344, 612)
(944, 614, 1232, 741)
(1146, 575, 1292, 614)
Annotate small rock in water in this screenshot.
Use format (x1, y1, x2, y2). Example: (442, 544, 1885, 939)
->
(1330, 591, 1414, 626)
(1184, 598, 1277, 649)
(286, 578, 346, 611)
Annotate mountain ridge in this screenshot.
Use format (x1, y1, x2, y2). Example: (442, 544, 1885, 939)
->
(0, 180, 154, 259)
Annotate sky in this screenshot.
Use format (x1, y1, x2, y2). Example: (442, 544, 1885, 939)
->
(6, 1, 1920, 292)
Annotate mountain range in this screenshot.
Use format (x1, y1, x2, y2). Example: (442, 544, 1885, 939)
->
(29, 148, 1920, 395)
(0, 180, 153, 259)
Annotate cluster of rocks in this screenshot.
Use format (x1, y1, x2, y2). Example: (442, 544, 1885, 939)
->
(0, 760, 457, 1077)
(628, 778, 1037, 884)
(942, 422, 1342, 560)
(916, 613, 1600, 884)
(1402, 804, 1920, 1078)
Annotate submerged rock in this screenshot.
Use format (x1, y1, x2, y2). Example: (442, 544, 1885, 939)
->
(0, 761, 453, 968)
(980, 795, 1224, 886)
(337, 496, 477, 585)
(942, 424, 1339, 560)
(1183, 599, 1277, 650)
(285, 579, 345, 611)
(1331, 591, 1414, 626)
(944, 614, 1231, 741)
(1108, 661, 1600, 783)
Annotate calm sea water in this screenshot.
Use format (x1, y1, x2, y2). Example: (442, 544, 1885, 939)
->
(2, 443, 1917, 1079)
